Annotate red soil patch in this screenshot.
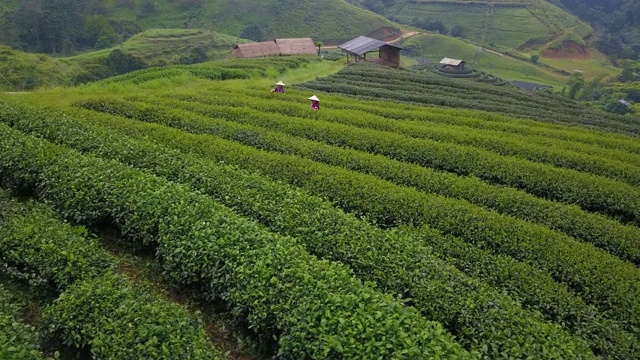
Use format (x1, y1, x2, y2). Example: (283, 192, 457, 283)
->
(543, 41, 592, 60)
(367, 26, 403, 42)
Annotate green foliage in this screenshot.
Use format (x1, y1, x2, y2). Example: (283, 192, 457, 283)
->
(0, 190, 222, 358)
(0, 121, 468, 359)
(69, 96, 640, 339)
(0, 198, 113, 294)
(178, 46, 209, 65)
(106, 49, 147, 74)
(450, 25, 465, 38)
(0, 101, 608, 358)
(153, 89, 640, 264)
(45, 273, 221, 359)
(568, 72, 585, 99)
(0, 46, 82, 91)
(298, 63, 639, 134)
(606, 101, 633, 115)
(530, 54, 539, 63)
(240, 23, 264, 41)
(0, 283, 43, 360)
(2, 56, 640, 358)
(391, 1, 591, 51)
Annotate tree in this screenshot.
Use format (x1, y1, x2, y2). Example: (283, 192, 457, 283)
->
(240, 24, 264, 41)
(579, 74, 605, 100)
(450, 25, 465, 38)
(605, 101, 632, 115)
(39, 0, 86, 54)
(530, 54, 539, 64)
(363, 0, 384, 14)
(13, 2, 44, 52)
(414, 19, 447, 34)
(106, 49, 147, 74)
(315, 41, 323, 56)
(627, 88, 640, 102)
(567, 72, 585, 99)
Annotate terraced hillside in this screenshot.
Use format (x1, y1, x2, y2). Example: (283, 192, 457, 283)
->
(0, 0, 397, 46)
(0, 57, 639, 359)
(0, 29, 248, 90)
(387, 0, 591, 51)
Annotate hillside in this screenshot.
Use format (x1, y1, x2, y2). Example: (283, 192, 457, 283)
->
(401, 33, 565, 86)
(0, 0, 398, 55)
(401, 33, 618, 84)
(0, 46, 82, 91)
(390, 0, 590, 51)
(0, 29, 248, 90)
(548, 0, 640, 59)
(0, 57, 639, 359)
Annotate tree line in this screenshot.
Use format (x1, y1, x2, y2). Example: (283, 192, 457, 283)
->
(0, 0, 149, 55)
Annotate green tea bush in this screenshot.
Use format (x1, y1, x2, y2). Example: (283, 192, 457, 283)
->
(0, 191, 222, 359)
(0, 284, 43, 360)
(45, 273, 221, 360)
(0, 122, 468, 359)
(69, 98, 640, 333)
(0, 102, 606, 358)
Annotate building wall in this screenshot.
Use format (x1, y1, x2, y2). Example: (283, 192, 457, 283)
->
(379, 46, 401, 67)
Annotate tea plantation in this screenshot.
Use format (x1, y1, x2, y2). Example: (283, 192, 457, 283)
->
(0, 57, 638, 359)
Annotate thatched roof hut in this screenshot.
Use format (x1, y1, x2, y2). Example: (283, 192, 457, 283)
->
(232, 42, 280, 58)
(232, 38, 317, 58)
(275, 38, 317, 55)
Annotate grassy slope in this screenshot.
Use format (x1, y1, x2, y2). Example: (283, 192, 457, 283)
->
(0, 29, 249, 91)
(402, 33, 565, 86)
(96, 0, 396, 44)
(0, 46, 83, 91)
(388, 0, 590, 50)
(17, 58, 346, 106)
(67, 29, 249, 67)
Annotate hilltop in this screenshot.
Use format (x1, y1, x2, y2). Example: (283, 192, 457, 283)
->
(0, 0, 397, 55)
(0, 29, 248, 90)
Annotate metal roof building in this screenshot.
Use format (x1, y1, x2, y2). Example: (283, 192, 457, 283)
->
(338, 36, 403, 67)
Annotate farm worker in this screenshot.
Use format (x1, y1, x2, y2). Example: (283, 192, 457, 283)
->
(308, 95, 320, 111)
(271, 81, 286, 93)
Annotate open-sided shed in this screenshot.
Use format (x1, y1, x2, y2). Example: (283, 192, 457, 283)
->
(338, 36, 403, 67)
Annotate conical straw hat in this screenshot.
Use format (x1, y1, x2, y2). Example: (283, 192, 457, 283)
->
(308, 95, 320, 101)
(276, 81, 285, 86)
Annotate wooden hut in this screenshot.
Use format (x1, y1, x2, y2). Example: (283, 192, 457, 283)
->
(338, 36, 403, 67)
(232, 42, 280, 58)
(439, 57, 465, 70)
(275, 38, 317, 55)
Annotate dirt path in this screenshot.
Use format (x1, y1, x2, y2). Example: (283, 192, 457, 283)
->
(387, 31, 421, 44)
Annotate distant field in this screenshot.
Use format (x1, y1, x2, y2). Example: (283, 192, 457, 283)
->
(67, 29, 247, 67)
(402, 33, 565, 86)
(389, 0, 591, 52)
(0, 29, 250, 91)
